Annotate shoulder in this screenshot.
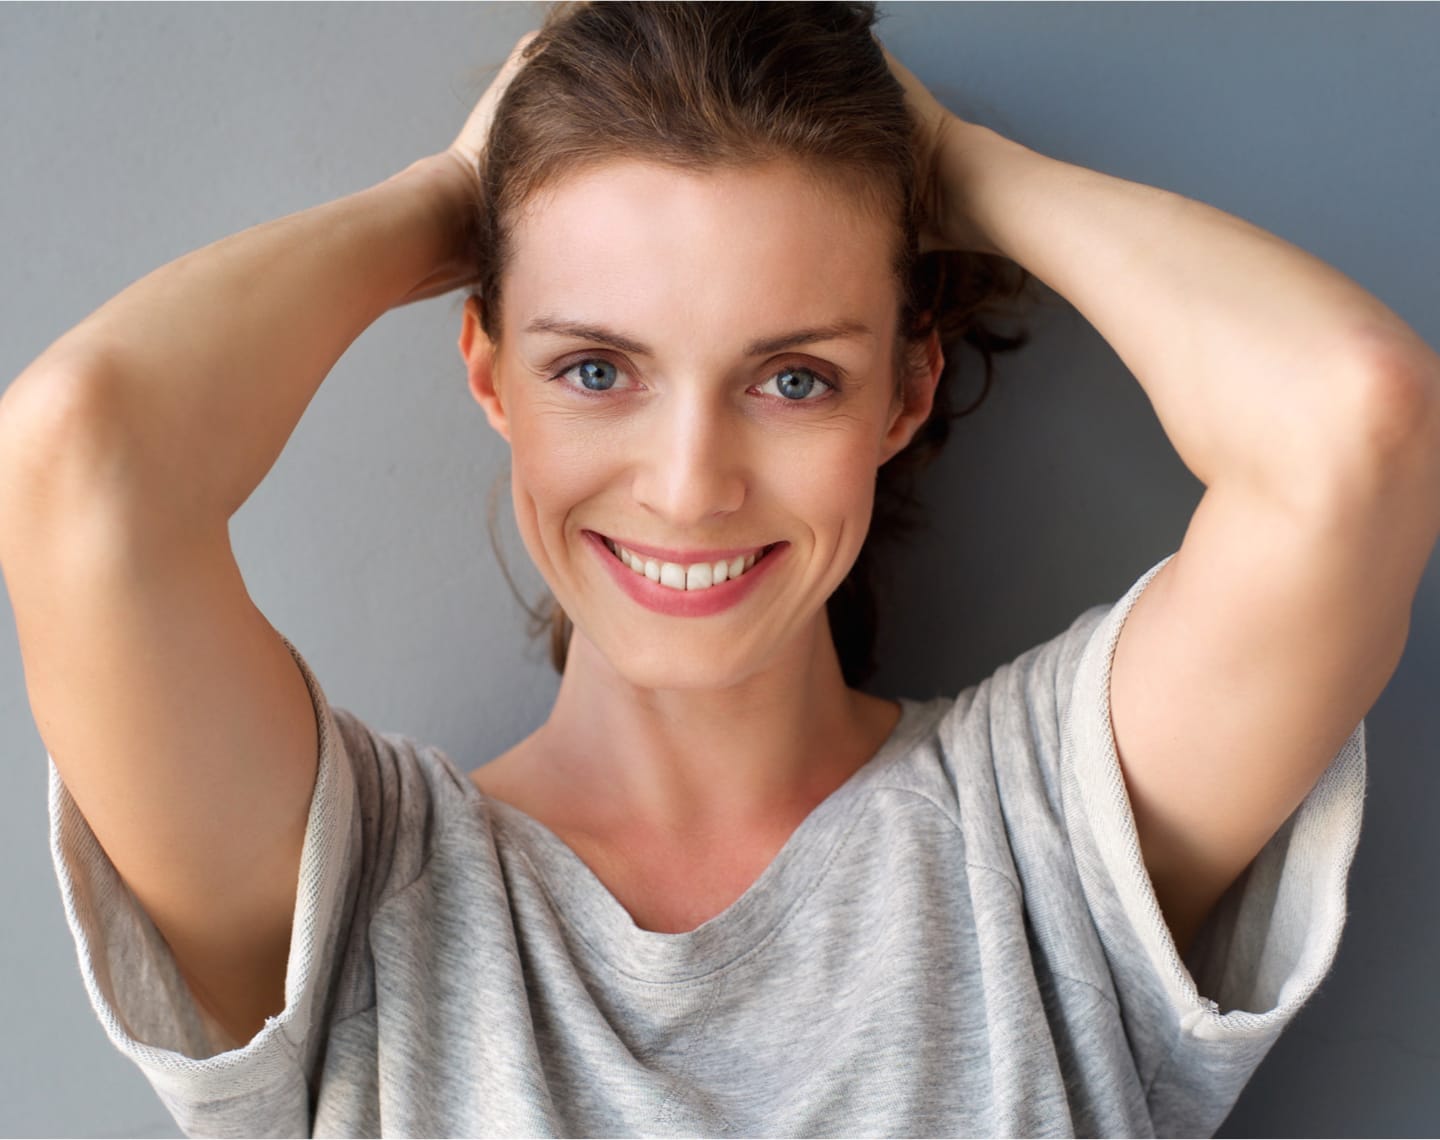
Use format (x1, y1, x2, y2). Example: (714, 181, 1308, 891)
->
(328, 706, 481, 894)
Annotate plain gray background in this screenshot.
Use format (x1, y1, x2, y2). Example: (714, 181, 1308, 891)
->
(2, 2, 1437, 1136)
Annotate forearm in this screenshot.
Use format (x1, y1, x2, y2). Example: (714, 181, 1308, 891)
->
(946, 123, 1440, 498)
(4, 153, 476, 526)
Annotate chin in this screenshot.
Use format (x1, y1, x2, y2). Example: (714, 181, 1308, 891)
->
(565, 614, 800, 694)
(598, 630, 774, 693)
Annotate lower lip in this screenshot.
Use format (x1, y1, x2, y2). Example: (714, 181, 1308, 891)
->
(585, 531, 785, 617)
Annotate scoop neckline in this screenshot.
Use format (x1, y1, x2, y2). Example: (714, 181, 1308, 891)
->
(468, 696, 946, 983)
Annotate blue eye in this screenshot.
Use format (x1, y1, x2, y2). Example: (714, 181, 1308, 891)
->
(568, 359, 618, 391)
(760, 366, 833, 402)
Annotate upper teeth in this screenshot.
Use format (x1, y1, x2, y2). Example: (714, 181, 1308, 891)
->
(604, 539, 762, 591)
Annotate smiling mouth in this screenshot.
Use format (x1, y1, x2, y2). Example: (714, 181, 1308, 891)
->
(600, 536, 778, 592)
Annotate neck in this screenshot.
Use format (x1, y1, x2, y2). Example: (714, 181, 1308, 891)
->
(533, 614, 899, 841)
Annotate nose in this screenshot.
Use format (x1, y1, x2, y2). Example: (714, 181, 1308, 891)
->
(631, 390, 746, 528)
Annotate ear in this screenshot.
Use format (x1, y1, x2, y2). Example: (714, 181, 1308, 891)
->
(459, 295, 510, 443)
(878, 328, 944, 465)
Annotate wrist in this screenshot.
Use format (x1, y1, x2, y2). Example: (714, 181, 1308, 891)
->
(383, 154, 483, 308)
(933, 120, 1032, 259)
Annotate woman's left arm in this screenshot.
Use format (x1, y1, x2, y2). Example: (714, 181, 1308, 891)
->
(888, 47, 1440, 954)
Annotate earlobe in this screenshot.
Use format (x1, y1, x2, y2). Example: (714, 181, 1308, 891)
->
(879, 330, 944, 465)
(459, 295, 510, 443)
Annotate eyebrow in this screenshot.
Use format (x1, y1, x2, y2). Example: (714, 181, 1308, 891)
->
(521, 315, 875, 357)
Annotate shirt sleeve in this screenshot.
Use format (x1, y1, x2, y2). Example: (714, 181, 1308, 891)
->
(46, 632, 365, 1139)
(1057, 552, 1366, 1135)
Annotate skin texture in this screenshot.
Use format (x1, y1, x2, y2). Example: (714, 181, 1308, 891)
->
(459, 159, 943, 933)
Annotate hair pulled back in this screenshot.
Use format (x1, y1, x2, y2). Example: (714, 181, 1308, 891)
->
(468, 1, 1038, 686)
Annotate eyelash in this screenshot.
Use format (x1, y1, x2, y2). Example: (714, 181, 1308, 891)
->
(548, 355, 841, 403)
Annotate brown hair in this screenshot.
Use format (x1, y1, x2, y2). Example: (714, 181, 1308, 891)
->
(467, 1, 1039, 686)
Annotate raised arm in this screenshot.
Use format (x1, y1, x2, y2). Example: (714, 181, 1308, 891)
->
(0, 35, 531, 1048)
(0, 152, 475, 527)
(884, 45, 1440, 954)
(0, 27, 542, 522)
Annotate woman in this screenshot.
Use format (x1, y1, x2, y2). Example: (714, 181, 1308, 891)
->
(5, 2, 1438, 1136)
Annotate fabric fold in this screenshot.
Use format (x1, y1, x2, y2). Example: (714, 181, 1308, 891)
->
(44, 557, 1366, 1137)
(1058, 552, 1365, 1130)
(47, 632, 361, 1136)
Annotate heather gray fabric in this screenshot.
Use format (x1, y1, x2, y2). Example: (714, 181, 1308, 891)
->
(47, 551, 1365, 1138)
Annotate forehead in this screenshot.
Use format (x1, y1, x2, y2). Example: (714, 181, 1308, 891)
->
(503, 158, 899, 346)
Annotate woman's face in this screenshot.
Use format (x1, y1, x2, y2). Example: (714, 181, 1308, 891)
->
(462, 158, 937, 691)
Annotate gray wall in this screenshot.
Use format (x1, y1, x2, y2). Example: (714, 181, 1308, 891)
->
(1, 3, 1435, 1136)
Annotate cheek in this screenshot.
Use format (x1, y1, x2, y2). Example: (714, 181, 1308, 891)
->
(505, 389, 883, 571)
(766, 428, 881, 555)
(505, 405, 621, 555)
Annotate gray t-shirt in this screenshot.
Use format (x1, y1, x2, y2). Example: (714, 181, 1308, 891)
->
(47, 552, 1365, 1138)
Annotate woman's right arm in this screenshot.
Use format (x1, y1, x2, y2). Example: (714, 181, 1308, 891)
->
(0, 26, 542, 528)
(0, 32, 532, 1050)
(0, 152, 478, 529)
(0, 155, 480, 1051)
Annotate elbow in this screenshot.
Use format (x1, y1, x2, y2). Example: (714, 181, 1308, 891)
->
(0, 364, 131, 502)
(1273, 335, 1440, 525)
(1340, 330, 1440, 461)
(1311, 337, 1440, 537)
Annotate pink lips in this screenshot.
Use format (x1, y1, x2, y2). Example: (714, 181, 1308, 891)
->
(585, 530, 785, 617)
